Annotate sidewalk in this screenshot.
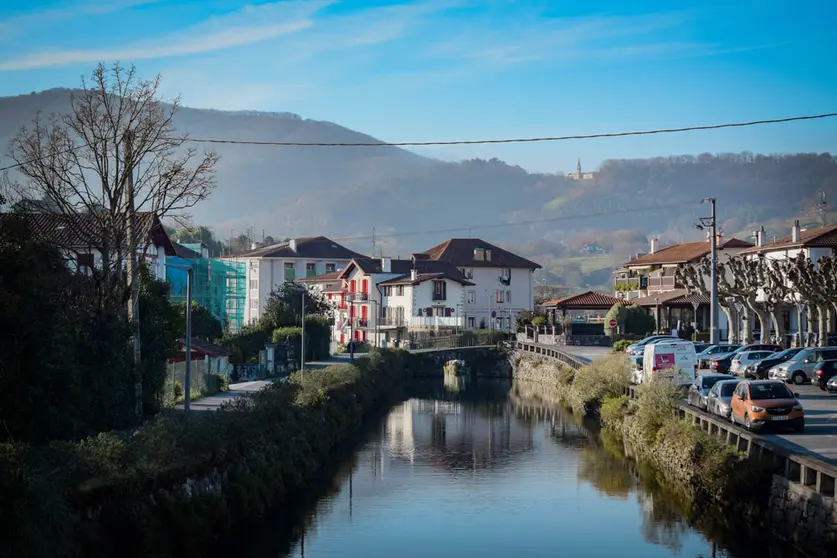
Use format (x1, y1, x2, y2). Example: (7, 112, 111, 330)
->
(175, 354, 352, 412)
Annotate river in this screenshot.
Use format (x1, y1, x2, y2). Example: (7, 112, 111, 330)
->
(232, 379, 799, 558)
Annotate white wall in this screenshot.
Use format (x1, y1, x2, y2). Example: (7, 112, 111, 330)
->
(459, 266, 533, 330)
(410, 279, 466, 318)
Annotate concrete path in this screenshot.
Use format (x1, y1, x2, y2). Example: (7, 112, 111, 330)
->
(562, 346, 611, 363)
(176, 354, 352, 412)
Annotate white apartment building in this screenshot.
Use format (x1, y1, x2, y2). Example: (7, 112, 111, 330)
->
(222, 236, 363, 326)
(415, 238, 541, 333)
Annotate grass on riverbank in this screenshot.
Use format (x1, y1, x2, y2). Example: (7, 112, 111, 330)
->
(1, 349, 407, 558)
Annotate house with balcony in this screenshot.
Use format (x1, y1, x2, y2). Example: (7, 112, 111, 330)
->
(0, 211, 175, 280)
(613, 236, 753, 336)
(221, 236, 363, 326)
(738, 220, 837, 343)
(415, 238, 541, 332)
(330, 257, 473, 347)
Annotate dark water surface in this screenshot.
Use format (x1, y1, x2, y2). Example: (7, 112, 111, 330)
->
(233, 380, 798, 558)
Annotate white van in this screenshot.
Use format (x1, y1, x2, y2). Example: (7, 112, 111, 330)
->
(642, 341, 697, 385)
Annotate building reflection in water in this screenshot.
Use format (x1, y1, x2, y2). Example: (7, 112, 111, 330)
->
(385, 399, 535, 473)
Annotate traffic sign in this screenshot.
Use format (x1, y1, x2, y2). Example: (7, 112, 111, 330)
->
(608, 319, 618, 328)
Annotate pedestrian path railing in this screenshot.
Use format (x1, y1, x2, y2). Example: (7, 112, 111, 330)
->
(514, 341, 587, 371)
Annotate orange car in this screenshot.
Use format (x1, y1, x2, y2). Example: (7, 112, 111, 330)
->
(730, 380, 804, 432)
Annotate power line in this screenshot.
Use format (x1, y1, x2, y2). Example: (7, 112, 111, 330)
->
(1, 112, 835, 174)
(331, 201, 696, 242)
(178, 112, 837, 147)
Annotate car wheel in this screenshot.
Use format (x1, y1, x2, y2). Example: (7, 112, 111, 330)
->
(792, 372, 806, 385)
(744, 413, 752, 430)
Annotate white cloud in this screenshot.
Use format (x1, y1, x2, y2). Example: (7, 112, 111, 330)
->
(0, 0, 334, 71)
(0, 0, 163, 38)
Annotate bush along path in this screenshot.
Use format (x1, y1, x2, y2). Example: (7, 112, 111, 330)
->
(511, 352, 836, 557)
(1, 349, 408, 558)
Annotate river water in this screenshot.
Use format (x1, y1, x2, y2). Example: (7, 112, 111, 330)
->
(234, 380, 798, 558)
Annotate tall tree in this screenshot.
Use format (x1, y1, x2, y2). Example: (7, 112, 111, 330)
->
(676, 257, 740, 343)
(725, 256, 771, 343)
(2, 63, 218, 418)
(787, 254, 830, 346)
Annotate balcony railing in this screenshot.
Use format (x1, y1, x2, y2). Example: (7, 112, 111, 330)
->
(379, 316, 405, 327)
(614, 277, 640, 288)
(647, 276, 676, 289)
(407, 316, 465, 329)
(348, 292, 369, 301)
(431, 294, 446, 302)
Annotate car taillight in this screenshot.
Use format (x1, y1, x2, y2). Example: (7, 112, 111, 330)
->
(711, 362, 719, 368)
(816, 369, 823, 375)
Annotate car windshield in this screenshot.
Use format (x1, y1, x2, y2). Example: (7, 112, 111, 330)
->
(719, 383, 737, 396)
(702, 376, 725, 389)
(749, 383, 794, 400)
(772, 349, 798, 359)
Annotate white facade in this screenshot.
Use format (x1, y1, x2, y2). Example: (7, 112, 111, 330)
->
(457, 266, 534, 332)
(380, 275, 468, 331)
(229, 256, 352, 326)
(62, 244, 167, 281)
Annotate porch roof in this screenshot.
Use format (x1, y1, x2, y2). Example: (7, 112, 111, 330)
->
(630, 289, 710, 307)
(543, 291, 625, 310)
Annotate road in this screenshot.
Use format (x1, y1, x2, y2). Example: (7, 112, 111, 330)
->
(563, 346, 612, 363)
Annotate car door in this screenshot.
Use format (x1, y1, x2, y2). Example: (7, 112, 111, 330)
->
(731, 383, 746, 422)
(707, 383, 720, 413)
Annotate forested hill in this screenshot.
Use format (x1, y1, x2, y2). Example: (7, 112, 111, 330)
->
(1, 90, 834, 258)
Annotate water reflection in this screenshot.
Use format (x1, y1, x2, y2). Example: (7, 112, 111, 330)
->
(229, 380, 800, 558)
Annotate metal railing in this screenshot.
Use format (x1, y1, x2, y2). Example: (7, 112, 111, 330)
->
(647, 276, 676, 289)
(514, 341, 588, 371)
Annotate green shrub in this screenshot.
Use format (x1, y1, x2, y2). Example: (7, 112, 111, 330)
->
(600, 395, 630, 430)
(612, 339, 633, 352)
(633, 376, 682, 443)
(604, 303, 626, 337)
(568, 353, 631, 415)
(624, 306, 655, 336)
(531, 316, 546, 327)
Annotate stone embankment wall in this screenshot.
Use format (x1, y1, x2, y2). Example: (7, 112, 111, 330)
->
(511, 350, 837, 558)
(411, 347, 511, 378)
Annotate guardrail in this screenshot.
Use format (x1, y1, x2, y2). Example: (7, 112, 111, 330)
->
(625, 384, 837, 499)
(515, 341, 588, 371)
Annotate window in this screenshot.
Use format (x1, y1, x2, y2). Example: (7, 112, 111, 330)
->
(249, 279, 258, 290)
(383, 286, 392, 296)
(467, 317, 476, 329)
(461, 268, 474, 279)
(249, 260, 259, 271)
(250, 298, 259, 309)
(496, 290, 504, 303)
(325, 263, 336, 273)
(432, 280, 446, 301)
(306, 263, 317, 278)
(284, 262, 295, 281)
(506, 290, 512, 304)
(467, 290, 476, 303)
(397, 285, 405, 296)
(76, 253, 94, 274)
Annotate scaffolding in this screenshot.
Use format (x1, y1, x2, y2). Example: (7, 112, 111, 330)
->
(167, 255, 246, 332)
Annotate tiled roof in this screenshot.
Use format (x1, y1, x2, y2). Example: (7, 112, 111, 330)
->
(377, 271, 475, 286)
(624, 238, 753, 266)
(229, 236, 364, 260)
(543, 291, 624, 309)
(739, 224, 837, 254)
(173, 338, 232, 358)
(340, 258, 470, 281)
(298, 270, 343, 283)
(0, 211, 175, 255)
(630, 289, 710, 306)
(419, 238, 542, 269)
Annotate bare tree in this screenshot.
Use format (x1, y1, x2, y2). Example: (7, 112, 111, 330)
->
(2, 63, 218, 418)
(787, 254, 830, 347)
(676, 257, 740, 343)
(724, 256, 770, 343)
(761, 256, 793, 346)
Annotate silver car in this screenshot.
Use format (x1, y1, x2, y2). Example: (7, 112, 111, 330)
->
(706, 379, 739, 419)
(687, 373, 735, 410)
(769, 347, 837, 384)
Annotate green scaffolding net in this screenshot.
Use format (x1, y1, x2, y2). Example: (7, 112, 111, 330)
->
(167, 254, 246, 332)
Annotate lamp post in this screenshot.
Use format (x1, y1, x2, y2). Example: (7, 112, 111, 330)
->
(167, 263, 194, 413)
(289, 283, 307, 372)
(655, 296, 660, 333)
(698, 197, 719, 344)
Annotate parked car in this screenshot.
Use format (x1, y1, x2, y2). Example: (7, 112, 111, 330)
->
(706, 379, 739, 419)
(627, 335, 679, 357)
(769, 347, 837, 385)
(707, 353, 736, 374)
(696, 344, 741, 369)
(729, 350, 777, 376)
(734, 343, 783, 356)
(746, 348, 803, 379)
(687, 373, 734, 410)
(812, 359, 837, 390)
(730, 380, 804, 432)
(692, 342, 711, 354)
(827, 374, 837, 393)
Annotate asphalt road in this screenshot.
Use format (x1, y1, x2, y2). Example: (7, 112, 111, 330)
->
(561, 346, 837, 465)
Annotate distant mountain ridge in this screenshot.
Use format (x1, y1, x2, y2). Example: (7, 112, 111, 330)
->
(1, 89, 834, 271)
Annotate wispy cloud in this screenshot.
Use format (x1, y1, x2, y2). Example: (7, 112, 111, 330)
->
(0, 0, 162, 38)
(0, 0, 333, 71)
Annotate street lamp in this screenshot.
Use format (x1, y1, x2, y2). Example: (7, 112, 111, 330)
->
(654, 296, 660, 333)
(697, 197, 718, 344)
(288, 283, 307, 372)
(167, 262, 194, 413)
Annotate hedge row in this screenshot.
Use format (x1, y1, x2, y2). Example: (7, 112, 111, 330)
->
(1, 349, 408, 558)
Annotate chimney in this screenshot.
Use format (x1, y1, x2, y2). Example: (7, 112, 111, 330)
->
(791, 220, 801, 243)
(410, 268, 417, 281)
(288, 238, 297, 253)
(381, 257, 391, 273)
(650, 238, 659, 254)
(757, 226, 766, 247)
(485, 249, 492, 262)
(250, 242, 259, 250)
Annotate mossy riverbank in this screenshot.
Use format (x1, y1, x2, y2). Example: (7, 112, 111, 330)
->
(1, 349, 409, 558)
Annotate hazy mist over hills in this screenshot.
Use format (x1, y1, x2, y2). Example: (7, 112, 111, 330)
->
(2, 89, 835, 287)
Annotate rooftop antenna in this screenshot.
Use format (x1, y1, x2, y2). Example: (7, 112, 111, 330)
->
(371, 227, 376, 258)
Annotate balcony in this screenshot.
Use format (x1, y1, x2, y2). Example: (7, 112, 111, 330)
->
(348, 292, 369, 301)
(379, 315, 405, 327)
(431, 293, 446, 302)
(646, 276, 676, 290)
(406, 316, 465, 329)
(354, 318, 369, 328)
(614, 277, 640, 289)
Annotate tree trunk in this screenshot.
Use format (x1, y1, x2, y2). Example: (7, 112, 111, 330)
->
(807, 304, 817, 346)
(124, 131, 142, 420)
(817, 305, 829, 347)
(770, 308, 786, 348)
(721, 305, 737, 343)
(739, 306, 754, 345)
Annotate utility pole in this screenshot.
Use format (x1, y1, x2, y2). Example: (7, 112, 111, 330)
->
(184, 266, 193, 413)
(700, 198, 719, 345)
(371, 227, 376, 258)
(300, 289, 305, 372)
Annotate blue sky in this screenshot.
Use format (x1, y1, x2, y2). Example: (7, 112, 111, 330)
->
(0, 0, 835, 173)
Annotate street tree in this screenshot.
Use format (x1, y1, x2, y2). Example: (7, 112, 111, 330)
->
(787, 254, 829, 346)
(725, 256, 771, 343)
(259, 281, 332, 331)
(2, 63, 218, 418)
(675, 257, 740, 343)
(760, 256, 794, 345)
